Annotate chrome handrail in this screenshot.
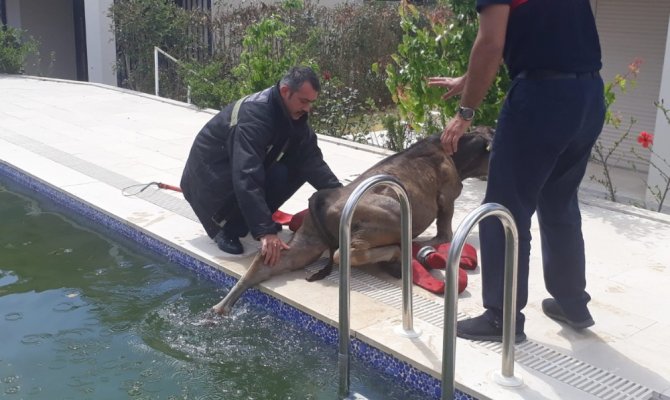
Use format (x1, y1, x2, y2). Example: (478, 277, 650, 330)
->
(436, 202, 523, 399)
(338, 174, 419, 399)
(153, 46, 191, 104)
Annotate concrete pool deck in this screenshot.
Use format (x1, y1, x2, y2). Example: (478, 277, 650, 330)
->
(1, 74, 669, 400)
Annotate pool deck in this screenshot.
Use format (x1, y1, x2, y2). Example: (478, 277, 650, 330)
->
(1, 75, 669, 400)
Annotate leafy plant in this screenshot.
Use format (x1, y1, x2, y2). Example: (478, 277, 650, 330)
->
(590, 59, 642, 202)
(379, 0, 509, 134)
(232, 11, 310, 96)
(0, 26, 38, 74)
(110, 0, 204, 96)
(590, 117, 636, 202)
(311, 72, 378, 142)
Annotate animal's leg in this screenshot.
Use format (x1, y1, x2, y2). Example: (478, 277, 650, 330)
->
(430, 191, 459, 243)
(212, 217, 327, 315)
(333, 244, 401, 267)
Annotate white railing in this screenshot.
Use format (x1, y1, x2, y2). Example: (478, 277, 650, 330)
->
(153, 46, 191, 104)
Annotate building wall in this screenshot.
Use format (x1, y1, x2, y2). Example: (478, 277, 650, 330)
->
(84, 0, 117, 86)
(646, 14, 670, 212)
(594, 0, 670, 173)
(8, 0, 78, 80)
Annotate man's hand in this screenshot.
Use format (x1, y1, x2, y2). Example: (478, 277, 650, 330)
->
(441, 116, 472, 155)
(260, 234, 290, 266)
(427, 75, 466, 100)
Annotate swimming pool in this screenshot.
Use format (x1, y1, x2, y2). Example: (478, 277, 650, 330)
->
(0, 174, 445, 399)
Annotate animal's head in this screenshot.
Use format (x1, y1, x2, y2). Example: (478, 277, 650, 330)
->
(452, 126, 494, 180)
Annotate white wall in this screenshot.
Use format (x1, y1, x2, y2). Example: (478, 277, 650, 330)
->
(646, 15, 670, 213)
(16, 0, 78, 80)
(5, 0, 21, 27)
(84, 0, 117, 86)
(594, 0, 670, 173)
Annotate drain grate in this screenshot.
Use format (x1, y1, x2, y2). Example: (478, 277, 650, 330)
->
(479, 341, 659, 400)
(306, 259, 663, 400)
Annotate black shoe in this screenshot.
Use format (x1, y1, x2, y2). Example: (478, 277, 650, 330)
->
(542, 298, 594, 330)
(214, 231, 244, 255)
(457, 313, 526, 343)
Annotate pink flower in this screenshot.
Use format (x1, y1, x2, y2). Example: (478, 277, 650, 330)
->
(322, 71, 332, 81)
(637, 131, 654, 148)
(628, 58, 643, 77)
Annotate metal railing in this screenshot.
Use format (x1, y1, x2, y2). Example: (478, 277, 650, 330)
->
(338, 174, 421, 399)
(432, 202, 523, 399)
(153, 46, 191, 104)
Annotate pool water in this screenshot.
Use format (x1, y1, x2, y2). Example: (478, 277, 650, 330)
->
(0, 179, 433, 400)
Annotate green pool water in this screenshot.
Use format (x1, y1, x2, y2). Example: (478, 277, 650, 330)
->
(0, 179, 432, 400)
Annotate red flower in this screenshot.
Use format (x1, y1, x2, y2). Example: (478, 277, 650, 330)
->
(322, 71, 332, 81)
(637, 131, 654, 148)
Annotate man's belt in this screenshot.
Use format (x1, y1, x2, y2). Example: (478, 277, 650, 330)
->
(516, 70, 600, 80)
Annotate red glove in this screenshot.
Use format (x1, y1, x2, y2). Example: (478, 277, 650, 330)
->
(431, 242, 478, 270)
(289, 209, 309, 232)
(413, 249, 468, 294)
(272, 210, 293, 225)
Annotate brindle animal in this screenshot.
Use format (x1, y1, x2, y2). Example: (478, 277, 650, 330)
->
(212, 127, 493, 315)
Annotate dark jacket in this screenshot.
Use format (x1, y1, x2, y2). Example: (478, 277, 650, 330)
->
(180, 84, 341, 239)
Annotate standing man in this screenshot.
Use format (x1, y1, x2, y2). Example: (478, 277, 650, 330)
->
(429, 0, 605, 342)
(181, 66, 341, 265)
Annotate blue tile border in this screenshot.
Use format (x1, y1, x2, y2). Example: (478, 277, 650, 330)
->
(0, 161, 476, 400)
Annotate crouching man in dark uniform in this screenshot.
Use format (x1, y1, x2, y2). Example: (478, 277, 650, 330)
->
(180, 66, 341, 265)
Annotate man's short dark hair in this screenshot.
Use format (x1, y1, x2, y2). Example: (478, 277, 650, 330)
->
(280, 66, 321, 93)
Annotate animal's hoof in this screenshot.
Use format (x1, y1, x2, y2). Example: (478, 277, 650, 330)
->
(211, 305, 229, 316)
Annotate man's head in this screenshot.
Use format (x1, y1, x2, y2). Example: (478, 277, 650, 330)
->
(279, 66, 320, 120)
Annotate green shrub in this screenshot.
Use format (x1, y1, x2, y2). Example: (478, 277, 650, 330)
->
(0, 26, 38, 74)
(111, 0, 400, 109)
(381, 0, 509, 132)
(110, 0, 205, 96)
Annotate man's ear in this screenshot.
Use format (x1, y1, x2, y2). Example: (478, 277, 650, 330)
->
(279, 85, 292, 99)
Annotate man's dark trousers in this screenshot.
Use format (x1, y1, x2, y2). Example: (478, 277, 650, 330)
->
(479, 73, 606, 327)
(223, 162, 306, 238)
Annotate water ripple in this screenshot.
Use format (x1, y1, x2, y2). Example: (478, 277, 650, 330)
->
(52, 302, 82, 312)
(21, 333, 53, 345)
(4, 312, 22, 321)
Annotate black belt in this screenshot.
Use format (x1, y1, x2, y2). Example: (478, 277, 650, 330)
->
(516, 70, 600, 80)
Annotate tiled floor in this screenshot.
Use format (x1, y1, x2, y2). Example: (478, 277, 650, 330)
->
(1, 75, 669, 399)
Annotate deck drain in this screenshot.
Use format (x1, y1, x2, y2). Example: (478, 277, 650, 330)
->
(306, 260, 663, 400)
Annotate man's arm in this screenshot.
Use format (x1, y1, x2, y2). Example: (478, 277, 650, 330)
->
(301, 129, 342, 190)
(460, 4, 509, 110)
(440, 4, 509, 154)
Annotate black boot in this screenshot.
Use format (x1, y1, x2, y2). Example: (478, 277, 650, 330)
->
(457, 312, 526, 343)
(214, 230, 244, 255)
(542, 298, 594, 330)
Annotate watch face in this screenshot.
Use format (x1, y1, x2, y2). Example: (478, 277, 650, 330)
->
(459, 107, 475, 120)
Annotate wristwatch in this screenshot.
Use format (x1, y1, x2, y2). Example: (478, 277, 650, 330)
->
(457, 106, 476, 121)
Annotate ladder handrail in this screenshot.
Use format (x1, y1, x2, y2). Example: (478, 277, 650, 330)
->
(439, 202, 523, 399)
(338, 174, 417, 399)
(153, 46, 192, 104)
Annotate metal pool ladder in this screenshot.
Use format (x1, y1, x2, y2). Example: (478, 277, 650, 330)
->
(337, 174, 421, 400)
(434, 202, 524, 399)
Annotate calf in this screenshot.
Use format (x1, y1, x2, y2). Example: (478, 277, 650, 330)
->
(212, 127, 493, 315)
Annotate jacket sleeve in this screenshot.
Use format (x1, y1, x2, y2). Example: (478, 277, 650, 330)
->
(229, 112, 279, 239)
(300, 129, 342, 190)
